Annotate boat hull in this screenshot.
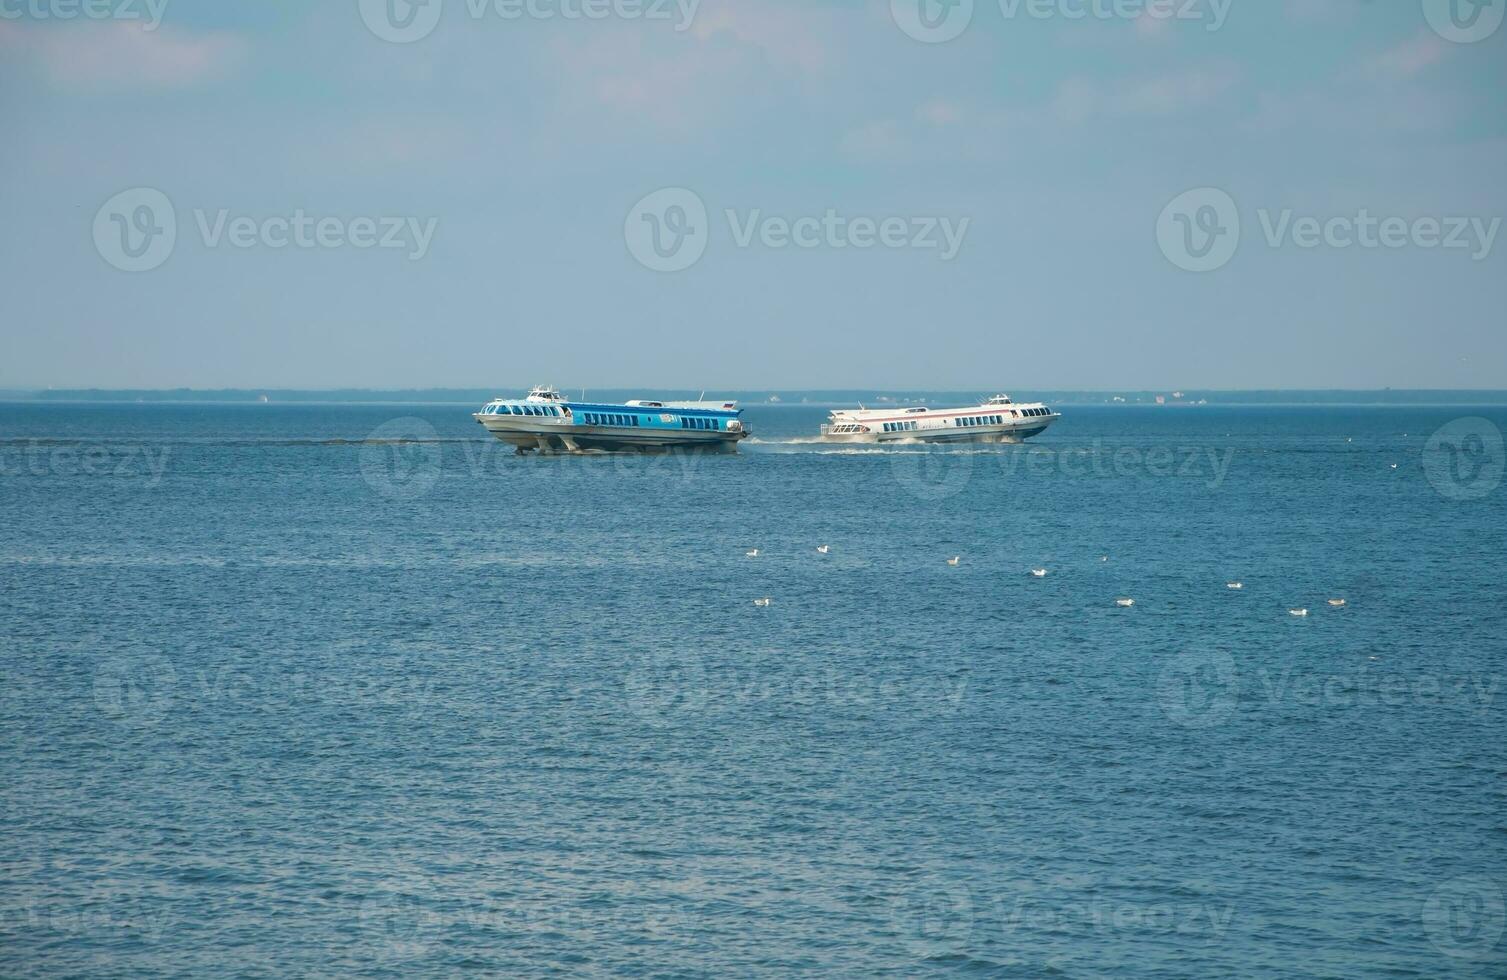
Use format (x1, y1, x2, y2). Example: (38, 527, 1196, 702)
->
(475, 415, 747, 454)
(820, 417, 1057, 445)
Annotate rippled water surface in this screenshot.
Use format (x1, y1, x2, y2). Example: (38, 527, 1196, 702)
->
(2, 402, 1505, 977)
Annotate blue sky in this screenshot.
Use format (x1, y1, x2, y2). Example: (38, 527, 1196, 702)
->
(1, 0, 1504, 390)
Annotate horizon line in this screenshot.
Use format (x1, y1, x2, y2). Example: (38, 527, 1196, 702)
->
(8, 386, 1507, 394)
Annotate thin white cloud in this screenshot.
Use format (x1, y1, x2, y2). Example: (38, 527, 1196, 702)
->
(689, 5, 828, 75)
(1052, 65, 1237, 121)
(0, 20, 245, 91)
(547, 5, 837, 130)
(840, 119, 904, 156)
(1133, 9, 1172, 39)
(1284, 0, 1352, 24)
(917, 100, 963, 126)
(1244, 86, 1457, 137)
(1364, 31, 1450, 80)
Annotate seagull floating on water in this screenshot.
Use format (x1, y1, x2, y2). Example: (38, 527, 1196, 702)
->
(946, 556, 961, 566)
(1289, 608, 1309, 617)
(816, 545, 830, 555)
(1030, 568, 1048, 578)
(753, 597, 772, 607)
(1115, 598, 1135, 607)
(1327, 598, 1347, 607)
(1227, 582, 1244, 590)
(1101, 556, 1109, 562)
(1389, 463, 1398, 470)
(745, 549, 760, 558)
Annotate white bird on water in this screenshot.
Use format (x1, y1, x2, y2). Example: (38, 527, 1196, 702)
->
(1227, 582, 1244, 590)
(1290, 608, 1309, 617)
(753, 597, 772, 607)
(1030, 568, 1048, 578)
(1115, 598, 1135, 608)
(1328, 598, 1347, 607)
(1100, 556, 1109, 562)
(745, 549, 760, 558)
(816, 545, 830, 555)
(947, 556, 961, 566)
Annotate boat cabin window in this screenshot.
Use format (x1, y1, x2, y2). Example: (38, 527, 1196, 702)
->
(582, 412, 645, 428)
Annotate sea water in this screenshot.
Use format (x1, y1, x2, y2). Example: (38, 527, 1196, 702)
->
(2, 402, 1504, 976)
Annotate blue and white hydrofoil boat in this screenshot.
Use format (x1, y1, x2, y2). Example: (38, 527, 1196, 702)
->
(475, 386, 750, 454)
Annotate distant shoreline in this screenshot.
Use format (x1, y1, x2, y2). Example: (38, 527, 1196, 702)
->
(4, 389, 1507, 407)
